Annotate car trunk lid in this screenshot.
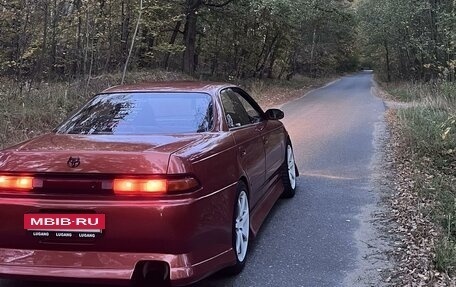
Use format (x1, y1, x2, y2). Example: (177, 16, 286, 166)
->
(0, 133, 203, 174)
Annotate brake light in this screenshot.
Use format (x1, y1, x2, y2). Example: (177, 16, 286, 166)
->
(0, 176, 34, 191)
(113, 179, 167, 194)
(113, 177, 199, 195)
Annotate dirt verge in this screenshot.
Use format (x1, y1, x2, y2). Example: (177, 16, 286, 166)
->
(373, 83, 456, 287)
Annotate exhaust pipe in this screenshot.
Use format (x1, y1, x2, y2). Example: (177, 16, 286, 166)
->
(132, 261, 170, 287)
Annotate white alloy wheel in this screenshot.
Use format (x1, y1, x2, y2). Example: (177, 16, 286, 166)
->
(235, 190, 249, 262)
(287, 145, 297, 190)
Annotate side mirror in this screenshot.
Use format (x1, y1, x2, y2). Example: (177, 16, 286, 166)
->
(265, 109, 284, 120)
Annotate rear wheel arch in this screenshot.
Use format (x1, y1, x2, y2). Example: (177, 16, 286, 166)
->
(236, 177, 254, 245)
(225, 179, 250, 275)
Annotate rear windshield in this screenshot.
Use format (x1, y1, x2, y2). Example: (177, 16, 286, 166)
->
(55, 92, 213, 135)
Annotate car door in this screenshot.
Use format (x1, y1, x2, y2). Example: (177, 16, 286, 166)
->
(220, 89, 266, 207)
(231, 88, 286, 191)
(259, 118, 286, 183)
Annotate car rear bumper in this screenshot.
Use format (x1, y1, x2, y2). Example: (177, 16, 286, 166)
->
(0, 183, 238, 285)
(0, 247, 234, 286)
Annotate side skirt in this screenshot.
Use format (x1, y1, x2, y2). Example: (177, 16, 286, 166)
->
(249, 174, 284, 238)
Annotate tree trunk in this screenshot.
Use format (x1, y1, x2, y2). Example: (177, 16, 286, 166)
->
(121, 0, 143, 84)
(83, 4, 90, 75)
(286, 47, 298, 80)
(50, 0, 57, 74)
(310, 27, 317, 76)
(255, 30, 270, 75)
(257, 33, 279, 79)
(104, 0, 113, 72)
(39, 0, 49, 74)
(121, 0, 131, 58)
(163, 21, 182, 70)
(384, 40, 391, 82)
(75, 0, 83, 76)
(183, 0, 202, 75)
(267, 37, 281, 79)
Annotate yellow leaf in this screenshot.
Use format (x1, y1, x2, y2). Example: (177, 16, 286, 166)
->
(442, 127, 451, 140)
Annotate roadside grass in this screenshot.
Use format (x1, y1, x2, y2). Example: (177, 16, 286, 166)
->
(242, 75, 333, 108)
(383, 80, 456, 107)
(0, 70, 192, 149)
(391, 81, 456, 275)
(383, 82, 431, 102)
(0, 71, 331, 149)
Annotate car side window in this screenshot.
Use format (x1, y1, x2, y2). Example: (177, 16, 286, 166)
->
(235, 93, 262, 124)
(220, 89, 262, 128)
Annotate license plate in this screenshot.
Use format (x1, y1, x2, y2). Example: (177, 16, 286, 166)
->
(24, 214, 105, 239)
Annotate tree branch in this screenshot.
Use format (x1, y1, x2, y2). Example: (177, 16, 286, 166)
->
(0, 2, 16, 9)
(203, 0, 234, 8)
(160, 28, 184, 34)
(121, 0, 143, 85)
(315, 6, 351, 21)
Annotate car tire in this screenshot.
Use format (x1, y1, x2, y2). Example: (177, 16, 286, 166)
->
(225, 181, 250, 275)
(281, 143, 297, 198)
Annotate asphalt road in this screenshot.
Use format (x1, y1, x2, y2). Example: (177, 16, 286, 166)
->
(202, 71, 387, 287)
(0, 72, 387, 287)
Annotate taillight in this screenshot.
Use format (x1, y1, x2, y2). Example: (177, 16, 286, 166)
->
(113, 177, 200, 195)
(167, 178, 200, 193)
(113, 179, 167, 194)
(0, 175, 34, 191)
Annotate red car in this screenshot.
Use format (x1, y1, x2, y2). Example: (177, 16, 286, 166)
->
(0, 82, 298, 286)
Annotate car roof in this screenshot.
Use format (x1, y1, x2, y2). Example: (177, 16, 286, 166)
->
(100, 81, 234, 95)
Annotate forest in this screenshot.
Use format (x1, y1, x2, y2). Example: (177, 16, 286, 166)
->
(358, 0, 456, 82)
(0, 0, 455, 83)
(0, 0, 360, 83)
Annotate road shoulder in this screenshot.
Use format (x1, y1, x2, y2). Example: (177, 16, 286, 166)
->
(342, 105, 395, 287)
(372, 82, 456, 286)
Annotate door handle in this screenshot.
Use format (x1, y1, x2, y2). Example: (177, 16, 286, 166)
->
(239, 147, 247, 157)
(263, 136, 269, 145)
(255, 123, 266, 132)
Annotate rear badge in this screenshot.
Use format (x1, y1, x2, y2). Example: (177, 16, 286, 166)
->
(67, 156, 81, 168)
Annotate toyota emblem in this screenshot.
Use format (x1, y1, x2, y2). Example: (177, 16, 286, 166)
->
(67, 157, 81, 168)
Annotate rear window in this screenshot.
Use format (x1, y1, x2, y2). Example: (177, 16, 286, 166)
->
(55, 93, 213, 135)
